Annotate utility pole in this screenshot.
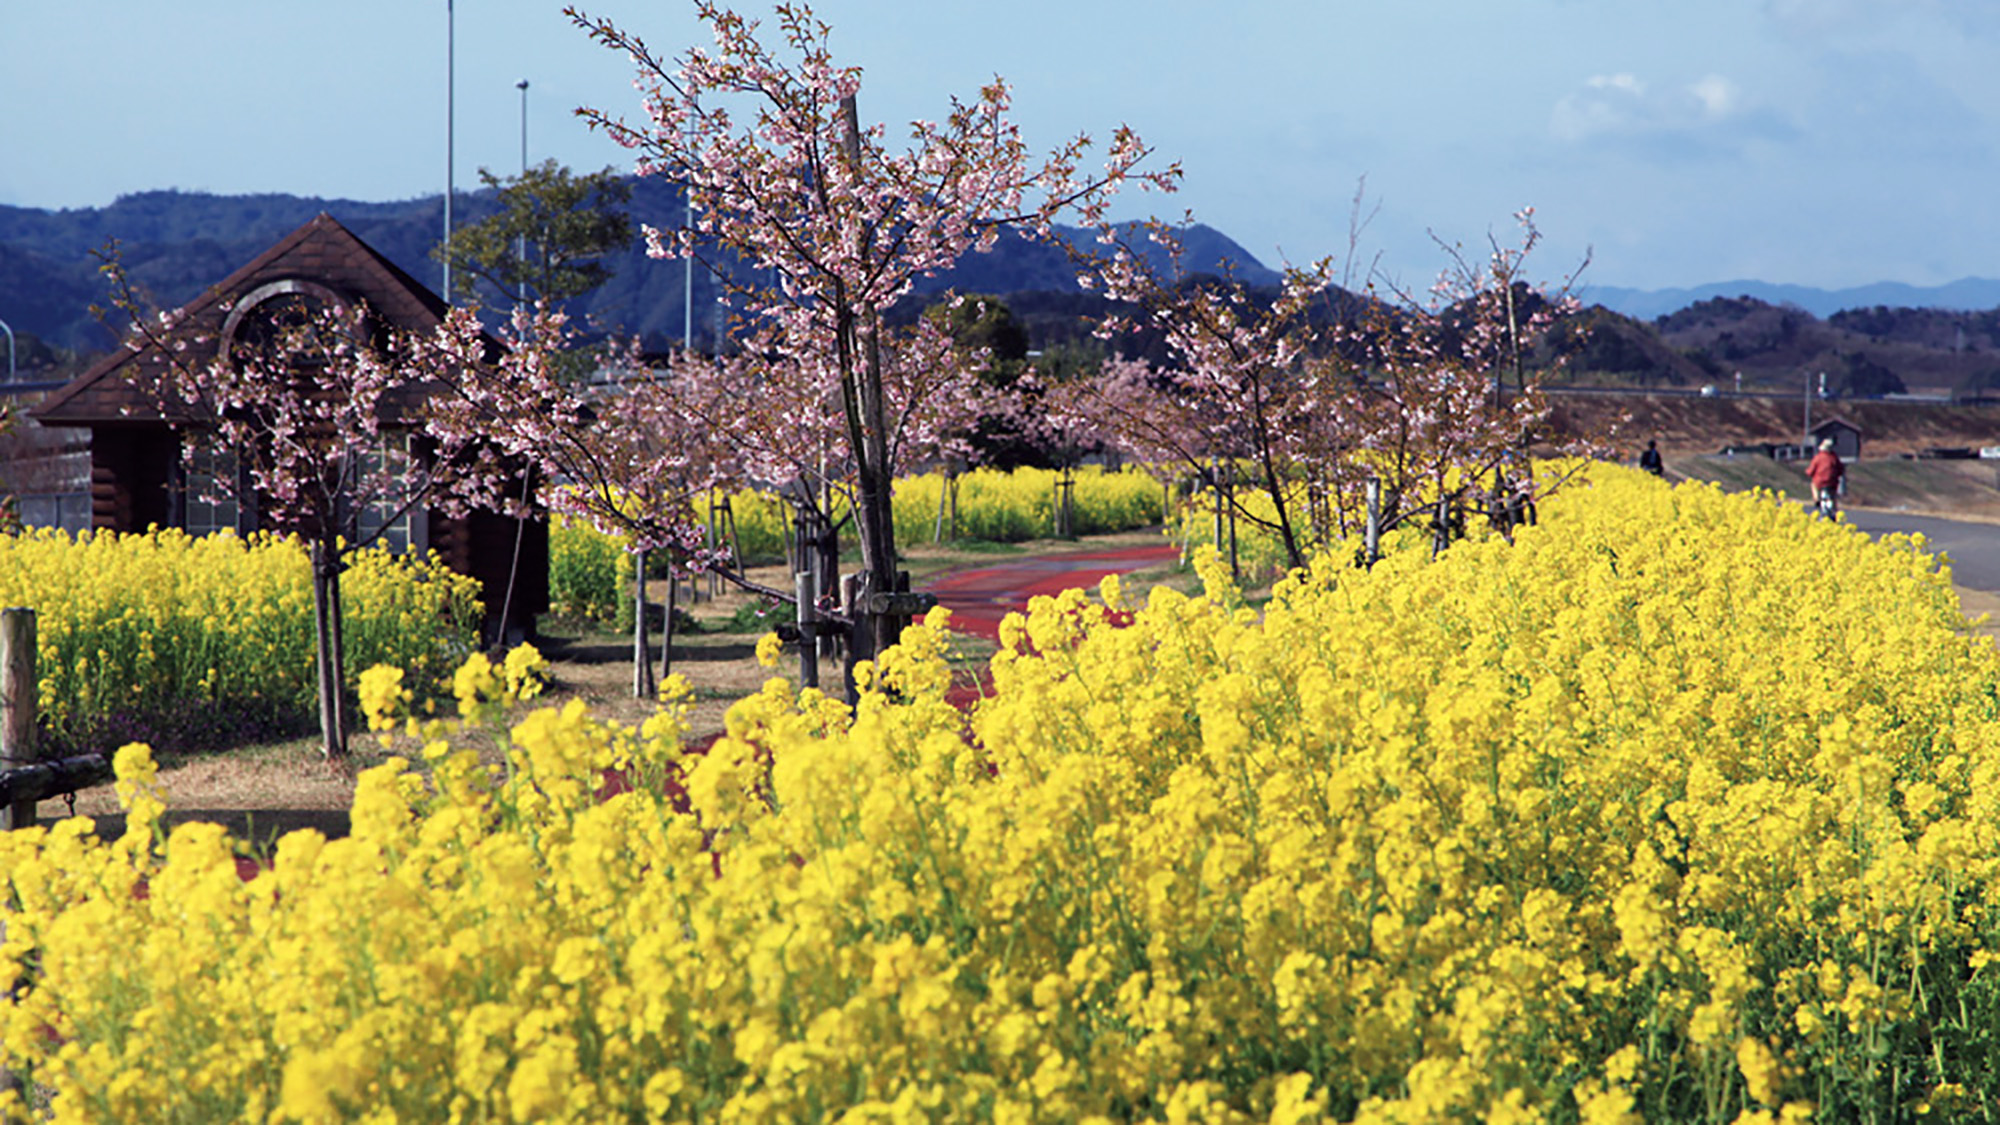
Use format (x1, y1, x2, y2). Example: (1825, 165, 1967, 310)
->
(1803, 369, 1812, 448)
(518, 79, 530, 305)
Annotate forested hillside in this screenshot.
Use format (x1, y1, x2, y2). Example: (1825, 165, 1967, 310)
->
(0, 178, 1277, 358)
(5, 182, 2000, 398)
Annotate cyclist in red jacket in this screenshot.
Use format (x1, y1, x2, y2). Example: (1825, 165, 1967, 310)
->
(1805, 438, 1844, 518)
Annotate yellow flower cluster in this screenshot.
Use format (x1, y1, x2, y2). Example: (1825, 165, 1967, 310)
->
(1171, 463, 1490, 582)
(547, 516, 630, 623)
(894, 466, 1166, 543)
(0, 527, 482, 751)
(552, 469, 1166, 624)
(4, 468, 1998, 1121)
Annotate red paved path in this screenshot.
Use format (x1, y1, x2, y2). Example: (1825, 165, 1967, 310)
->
(922, 543, 1180, 640)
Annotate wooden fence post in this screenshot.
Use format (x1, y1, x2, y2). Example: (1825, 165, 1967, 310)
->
(1, 608, 37, 832)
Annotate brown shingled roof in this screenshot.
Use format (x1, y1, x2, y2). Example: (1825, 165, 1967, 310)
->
(35, 214, 452, 427)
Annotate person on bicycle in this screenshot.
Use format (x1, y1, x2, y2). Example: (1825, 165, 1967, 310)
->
(1805, 437, 1844, 517)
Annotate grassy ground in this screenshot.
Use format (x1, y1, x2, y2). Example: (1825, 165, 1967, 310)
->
(53, 528, 1190, 844)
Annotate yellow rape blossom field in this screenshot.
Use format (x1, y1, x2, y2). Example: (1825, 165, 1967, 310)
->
(0, 529, 482, 754)
(549, 467, 1167, 626)
(7, 465, 2000, 1122)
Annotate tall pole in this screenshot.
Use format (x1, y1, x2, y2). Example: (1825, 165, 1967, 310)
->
(518, 79, 530, 305)
(442, 0, 455, 302)
(1803, 369, 1812, 448)
(683, 143, 694, 351)
(0, 317, 13, 382)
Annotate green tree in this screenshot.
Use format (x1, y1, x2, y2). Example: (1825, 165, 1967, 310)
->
(924, 294, 1030, 386)
(432, 159, 634, 305)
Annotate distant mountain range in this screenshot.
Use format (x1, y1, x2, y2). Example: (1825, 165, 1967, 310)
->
(0, 180, 1280, 358)
(7, 181, 2000, 397)
(1584, 278, 2000, 322)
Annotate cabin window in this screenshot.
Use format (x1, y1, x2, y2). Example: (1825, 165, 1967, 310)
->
(355, 433, 421, 554)
(181, 445, 242, 539)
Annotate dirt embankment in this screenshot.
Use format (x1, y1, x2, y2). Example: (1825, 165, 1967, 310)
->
(1663, 453, 2000, 520)
(1543, 391, 2000, 520)
(1549, 392, 2000, 459)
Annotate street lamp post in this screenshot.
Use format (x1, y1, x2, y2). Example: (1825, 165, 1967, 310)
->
(442, 0, 455, 302)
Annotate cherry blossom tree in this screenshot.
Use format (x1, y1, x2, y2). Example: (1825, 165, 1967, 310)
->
(1076, 209, 1587, 572)
(1334, 209, 1592, 553)
(99, 260, 528, 757)
(645, 310, 1002, 694)
(416, 304, 686, 696)
(423, 300, 999, 698)
(1071, 217, 1351, 570)
(566, 0, 1174, 667)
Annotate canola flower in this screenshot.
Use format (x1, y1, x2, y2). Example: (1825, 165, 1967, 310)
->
(0, 527, 482, 751)
(1172, 463, 1508, 584)
(5, 467, 2000, 1121)
(893, 466, 1165, 543)
(552, 468, 1167, 624)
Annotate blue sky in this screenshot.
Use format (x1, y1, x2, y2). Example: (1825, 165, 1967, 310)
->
(2, 0, 1994, 293)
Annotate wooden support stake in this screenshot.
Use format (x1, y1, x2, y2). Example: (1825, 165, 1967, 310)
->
(1, 608, 37, 831)
(839, 573, 862, 705)
(795, 571, 819, 690)
(0, 607, 28, 1106)
(1364, 479, 1382, 567)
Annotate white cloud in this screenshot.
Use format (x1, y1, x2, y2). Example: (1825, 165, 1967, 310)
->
(1549, 71, 1775, 150)
(1689, 74, 1738, 118)
(1549, 73, 1648, 142)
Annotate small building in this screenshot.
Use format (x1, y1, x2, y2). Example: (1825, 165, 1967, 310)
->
(32, 214, 547, 640)
(1809, 417, 1862, 461)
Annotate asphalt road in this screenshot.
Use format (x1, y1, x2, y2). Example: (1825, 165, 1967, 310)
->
(1840, 508, 2000, 593)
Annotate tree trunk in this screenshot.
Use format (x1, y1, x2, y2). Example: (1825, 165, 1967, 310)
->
(1216, 472, 1232, 576)
(837, 92, 903, 695)
(1211, 461, 1224, 558)
(309, 538, 348, 758)
(660, 562, 677, 684)
(631, 548, 655, 698)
